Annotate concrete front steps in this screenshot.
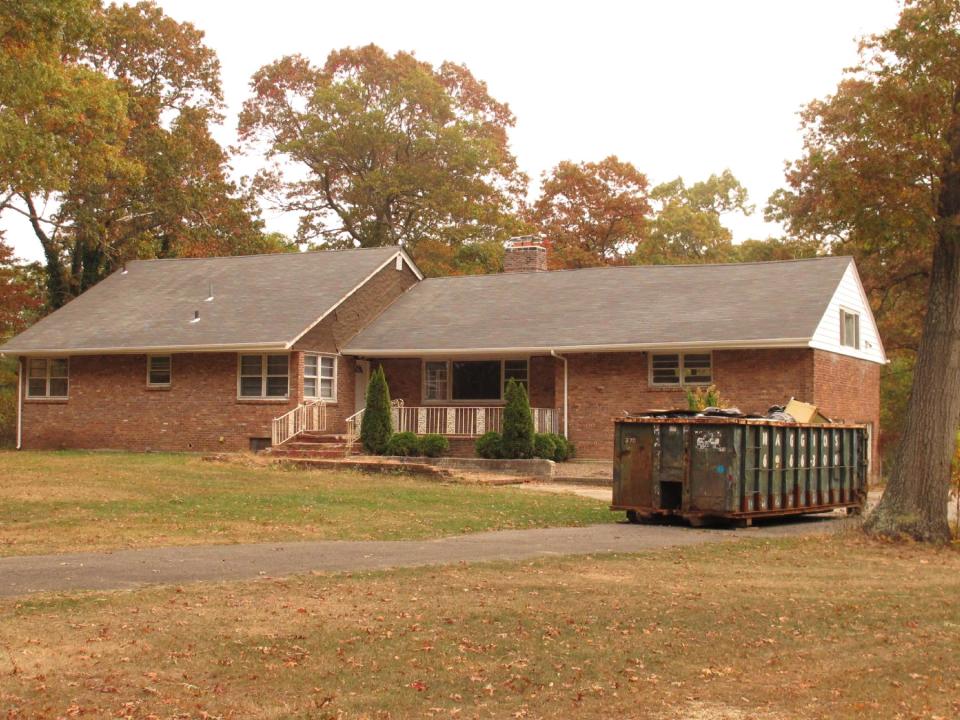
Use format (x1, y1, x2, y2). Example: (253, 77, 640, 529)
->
(267, 433, 361, 460)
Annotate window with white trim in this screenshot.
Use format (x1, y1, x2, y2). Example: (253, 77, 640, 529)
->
(27, 358, 69, 398)
(840, 309, 860, 349)
(424, 361, 448, 401)
(423, 359, 529, 402)
(238, 354, 289, 398)
(147, 355, 171, 386)
(649, 353, 712, 387)
(304, 354, 336, 400)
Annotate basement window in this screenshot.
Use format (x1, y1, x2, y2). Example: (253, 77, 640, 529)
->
(304, 354, 336, 401)
(147, 355, 171, 387)
(649, 353, 712, 387)
(840, 308, 860, 349)
(239, 354, 289, 398)
(27, 358, 69, 398)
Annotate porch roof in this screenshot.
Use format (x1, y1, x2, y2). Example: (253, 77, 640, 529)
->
(0, 246, 410, 355)
(344, 256, 854, 356)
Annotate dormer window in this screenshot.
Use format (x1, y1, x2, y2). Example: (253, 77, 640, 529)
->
(840, 309, 860, 349)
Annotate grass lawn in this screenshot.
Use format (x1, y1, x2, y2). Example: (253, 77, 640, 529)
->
(1, 535, 957, 719)
(0, 451, 612, 556)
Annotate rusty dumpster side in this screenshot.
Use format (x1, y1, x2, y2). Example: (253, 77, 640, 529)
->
(611, 416, 868, 524)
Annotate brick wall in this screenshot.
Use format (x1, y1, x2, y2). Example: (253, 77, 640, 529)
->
(341, 348, 882, 474)
(20, 261, 419, 451)
(21, 352, 300, 452)
(563, 348, 874, 461)
(812, 349, 882, 479)
(295, 261, 419, 432)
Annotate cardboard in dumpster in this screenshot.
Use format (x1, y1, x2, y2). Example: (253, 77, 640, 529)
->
(784, 399, 831, 424)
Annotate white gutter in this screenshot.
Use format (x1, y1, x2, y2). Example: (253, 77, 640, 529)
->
(15, 356, 23, 450)
(0, 341, 289, 357)
(344, 337, 815, 358)
(550, 350, 569, 438)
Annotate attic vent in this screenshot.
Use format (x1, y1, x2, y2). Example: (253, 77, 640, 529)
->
(190, 309, 200, 323)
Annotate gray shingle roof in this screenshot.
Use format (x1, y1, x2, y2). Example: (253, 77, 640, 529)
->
(0, 246, 401, 354)
(344, 256, 854, 355)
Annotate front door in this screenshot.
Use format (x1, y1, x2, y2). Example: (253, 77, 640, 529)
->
(354, 360, 371, 413)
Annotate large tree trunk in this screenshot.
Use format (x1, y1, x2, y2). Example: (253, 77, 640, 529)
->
(865, 88, 960, 543)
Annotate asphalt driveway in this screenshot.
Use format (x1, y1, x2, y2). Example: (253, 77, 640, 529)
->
(0, 515, 846, 598)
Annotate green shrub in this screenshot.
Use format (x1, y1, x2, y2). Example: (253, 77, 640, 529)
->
(418, 433, 449, 458)
(385, 431, 419, 456)
(360, 366, 393, 454)
(686, 384, 723, 411)
(475, 431, 503, 459)
(533, 433, 557, 460)
(501, 379, 535, 459)
(547, 433, 575, 462)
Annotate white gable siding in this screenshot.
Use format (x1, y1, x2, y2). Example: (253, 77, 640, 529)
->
(809, 261, 886, 364)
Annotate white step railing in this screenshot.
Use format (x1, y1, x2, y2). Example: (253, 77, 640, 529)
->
(347, 402, 559, 440)
(271, 400, 327, 446)
(345, 407, 365, 443)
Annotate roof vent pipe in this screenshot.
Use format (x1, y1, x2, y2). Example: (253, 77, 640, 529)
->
(205, 281, 214, 302)
(191, 309, 200, 323)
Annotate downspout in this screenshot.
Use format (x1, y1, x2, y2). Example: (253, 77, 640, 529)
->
(15, 356, 23, 450)
(549, 350, 568, 438)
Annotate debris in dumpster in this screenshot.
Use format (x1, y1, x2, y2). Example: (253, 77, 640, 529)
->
(784, 399, 831, 424)
(700, 406, 743, 417)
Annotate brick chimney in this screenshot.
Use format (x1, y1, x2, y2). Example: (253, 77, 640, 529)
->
(503, 236, 548, 273)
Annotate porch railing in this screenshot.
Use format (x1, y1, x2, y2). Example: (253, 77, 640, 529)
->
(346, 402, 559, 442)
(271, 400, 327, 447)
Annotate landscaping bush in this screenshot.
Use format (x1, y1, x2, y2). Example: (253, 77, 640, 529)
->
(543, 433, 573, 462)
(360, 366, 393, 454)
(385, 431, 419, 456)
(501, 378, 535, 459)
(533, 433, 557, 460)
(418, 433, 449, 458)
(475, 431, 503, 459)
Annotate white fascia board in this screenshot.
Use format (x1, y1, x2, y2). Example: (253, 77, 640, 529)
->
(0, 342, 290, 357)
(399, 247, 424, 280)
(287, 249, 419, 348)
(342, 338, 814, 358)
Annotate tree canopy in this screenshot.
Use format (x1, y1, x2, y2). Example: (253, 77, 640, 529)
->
(771, 0, 960, 541)
(239, 44, 527, 270)
(0, 0, 278, 308)
(528, 156, 649, 268)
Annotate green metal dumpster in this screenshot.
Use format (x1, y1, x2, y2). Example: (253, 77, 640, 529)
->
(612, 416, 868, 525)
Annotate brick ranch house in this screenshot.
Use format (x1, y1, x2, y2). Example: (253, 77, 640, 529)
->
(1, 242, 885, 471)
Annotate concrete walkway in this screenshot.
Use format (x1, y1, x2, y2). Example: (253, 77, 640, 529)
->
(0, 517, 845, 598)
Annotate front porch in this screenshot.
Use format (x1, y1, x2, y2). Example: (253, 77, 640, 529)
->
(345, 402, 560, 443)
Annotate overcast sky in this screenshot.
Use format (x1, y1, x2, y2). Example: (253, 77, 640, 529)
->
(6, 0, 904, 262)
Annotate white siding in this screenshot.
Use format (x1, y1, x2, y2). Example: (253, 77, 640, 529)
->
(809, 261, 886, 364)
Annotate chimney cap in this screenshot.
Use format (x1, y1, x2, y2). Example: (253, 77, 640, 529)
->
(505, 235, 544, 249)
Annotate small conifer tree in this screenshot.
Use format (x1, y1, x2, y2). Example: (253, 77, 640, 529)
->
(360, 366, 393, 454)
(501, 378, 535, 459)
